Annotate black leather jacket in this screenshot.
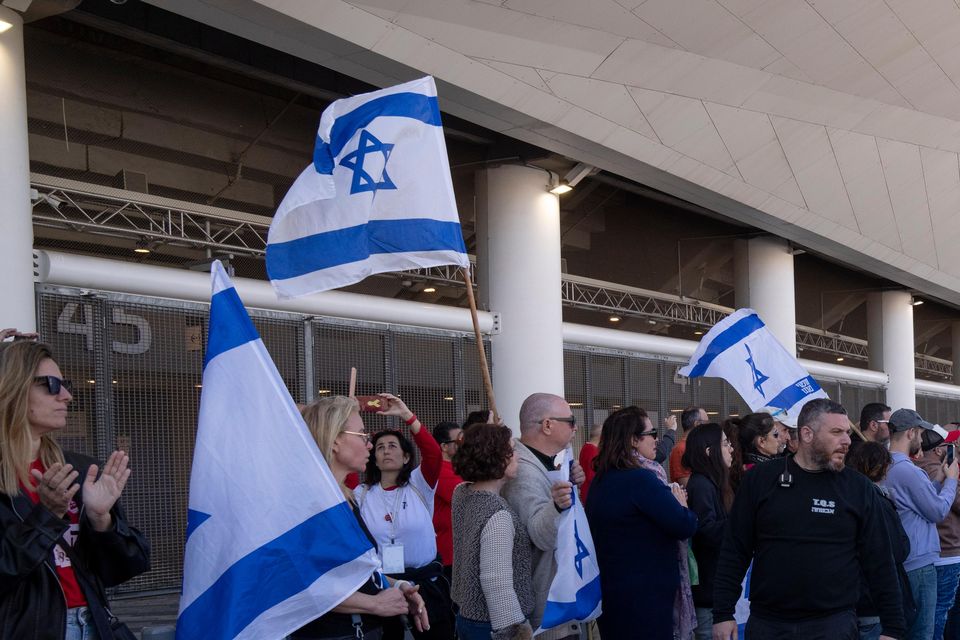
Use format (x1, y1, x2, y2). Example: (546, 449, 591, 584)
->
(0, 451, 151, 640)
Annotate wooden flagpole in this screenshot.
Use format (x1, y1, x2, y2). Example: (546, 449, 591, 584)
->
(461, 266, 500, 424)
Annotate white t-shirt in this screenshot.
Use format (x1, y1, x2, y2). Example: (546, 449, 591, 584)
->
(355, 466, 438, 570)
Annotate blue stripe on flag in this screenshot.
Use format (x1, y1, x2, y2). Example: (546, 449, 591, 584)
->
(266, 218, 467, 282)
(765, 375, 822, 411)
(177, 501, 373, 639)
(539, 575, 602, 629)
(686, 313, 765, 378)
(204, 287, 260, 368)
(312, 93, 441, 175)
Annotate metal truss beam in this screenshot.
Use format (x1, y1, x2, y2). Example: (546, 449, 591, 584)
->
(30, 176, 954, 377)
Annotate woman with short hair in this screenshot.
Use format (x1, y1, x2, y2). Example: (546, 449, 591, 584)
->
(0, 341, 150, 640)
(451, 424, 534, 640)
(586, 406, 699, 640)
(292, 395, 428, 640)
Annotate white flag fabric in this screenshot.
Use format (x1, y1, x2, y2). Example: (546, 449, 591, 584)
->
(176, 261, 380, 640)
(679, 308, 828, 425)
(267, 76, 469, 298)
(537, 448, 602, 635)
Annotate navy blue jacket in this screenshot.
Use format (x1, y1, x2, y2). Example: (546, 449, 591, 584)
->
(586, 467, 698, 640)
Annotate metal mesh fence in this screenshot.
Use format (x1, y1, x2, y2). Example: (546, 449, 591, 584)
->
(36, 286, 491, 593)
(37, 285, 955, 595)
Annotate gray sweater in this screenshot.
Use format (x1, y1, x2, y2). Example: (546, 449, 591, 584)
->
(502, 442, 581, 640)
(451, 484, 534, 629)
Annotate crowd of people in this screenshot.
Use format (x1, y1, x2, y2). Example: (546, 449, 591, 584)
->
(7, 332, 960, 640)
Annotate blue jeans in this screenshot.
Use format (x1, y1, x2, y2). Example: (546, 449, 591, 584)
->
(858, 617, 882, 640)
(456, 615, 493, 640)
(937, 564, 960, 640)
(907, 564, 938, 640)
(64, 607, 99, 640)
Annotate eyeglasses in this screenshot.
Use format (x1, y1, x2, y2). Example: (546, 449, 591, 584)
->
(875, 420, 890, 424)
(441, 439, 459, 445)
(638, 429, 658, 439)
(341, 430, 370, 443)
(34, 376, 72, 395)
(547, 416, 577, 427)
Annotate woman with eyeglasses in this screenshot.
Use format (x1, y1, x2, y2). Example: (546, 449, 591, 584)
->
(681, 423, 735, 640)
(354, 394, 454, 640)
(585, 406, 699, 640)
(292, 395, 429, 640)
(0, 341, 150, 640)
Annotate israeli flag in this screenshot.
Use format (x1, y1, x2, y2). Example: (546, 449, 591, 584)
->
(538, 448, 601, 634)
(267, 76, 469, 299)
(679, 308, 828, 425)
(177, 261, 380, 640)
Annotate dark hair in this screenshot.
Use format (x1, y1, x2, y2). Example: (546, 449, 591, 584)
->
(845, 441, 892, 482)
(859, 402, 891, 432)
(453, 424, 513, 481)
(432, 421, 460, 446)
(730, 412, 775, 459)
(462, 410, 489, 429)
(363, 430, 416, 487)
(722, 418, 745, 493)
(798, 398, 847, 431)
(680, 407, 702, 433)
(594, 406, 649, 476)
(921, 429, 945, 452)
(681, 423, 734, 511)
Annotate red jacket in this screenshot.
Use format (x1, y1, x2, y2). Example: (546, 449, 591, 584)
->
(579, 442, 599, 503)
(432, 459, 462, 566)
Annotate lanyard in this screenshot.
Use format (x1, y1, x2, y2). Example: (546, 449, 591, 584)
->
(382, 484, 404, 543)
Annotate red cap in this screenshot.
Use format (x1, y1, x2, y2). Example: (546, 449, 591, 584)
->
(946, 430, 960, 444)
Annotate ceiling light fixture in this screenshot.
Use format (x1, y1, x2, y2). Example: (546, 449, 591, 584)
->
(548, 162, 596, 195)
(836, 357, 845, 362)
(443, 396, 454, 401)
(317, 389, 331, 395)
(694, 330, 704, 336)
(134, 238, 151, 254)
(422, 287, 437, 293)
(609, 315, 620, 322)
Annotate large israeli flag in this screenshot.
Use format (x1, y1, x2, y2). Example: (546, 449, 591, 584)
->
(267, 76, 469, 299)
(177, 261, 380, 640)
(679, 308, 828, 425)
(538, 448, 601, 635)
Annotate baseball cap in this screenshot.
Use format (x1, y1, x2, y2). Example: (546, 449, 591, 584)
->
(921, 426, 948, 451)
(888, 408, 936, 433)
(946, 430, 960, 444)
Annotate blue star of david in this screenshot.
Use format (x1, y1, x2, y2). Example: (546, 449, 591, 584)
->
(745, 343, 769, 395)
(573, 520, 590, 579)
(338, 129, 397, 194)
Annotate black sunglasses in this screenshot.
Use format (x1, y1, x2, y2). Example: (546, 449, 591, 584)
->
(34, 376, 72, 395)
(548, 416, 577, 426)
(638, 429, 659, 438)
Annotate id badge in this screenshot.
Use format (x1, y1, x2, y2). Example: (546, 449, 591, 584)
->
(381, 543, 405, 574)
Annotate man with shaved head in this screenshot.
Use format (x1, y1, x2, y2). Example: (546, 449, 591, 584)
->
(503, 392, 586, 640)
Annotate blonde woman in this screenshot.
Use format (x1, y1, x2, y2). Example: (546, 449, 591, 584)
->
(291, 396, 430, 640)
(0, 341, 150, 640)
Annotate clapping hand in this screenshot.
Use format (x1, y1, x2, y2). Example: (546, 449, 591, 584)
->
(30, 463, 80, 518)
(83, 451, 132, 531)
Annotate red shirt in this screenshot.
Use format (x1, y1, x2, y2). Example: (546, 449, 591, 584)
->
(579, 442, 599, 503)
(432, 459, 462, 566)
(669, 439, 691, 483)
(23, 459, 86, 607)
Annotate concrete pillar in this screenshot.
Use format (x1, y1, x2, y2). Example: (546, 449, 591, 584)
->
(475, 165, 564, 432)
(953, 321, 960, 385)
(734, 236, 796, 356)
(867, 291, 915, 410)
(0, 8, 36, 332)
